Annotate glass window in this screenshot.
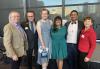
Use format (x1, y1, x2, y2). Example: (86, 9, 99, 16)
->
(0, 9, 25, 36)
(0, 9, 25, 25)
(0, 0, 25, 36)
(65, 6, 83, 19)
(0, 0, 24, 8)
(27, 0, 62, 7)
(65, 0, 99, 4)
(47, 7, 62, 19)
(65, 5, 100, 39)
(28, 7, 62, 20)
(41, 0, 62, 6)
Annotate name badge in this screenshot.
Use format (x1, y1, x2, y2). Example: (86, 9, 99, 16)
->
(81, 34, 85, 38)
(25, 27, 28, 30)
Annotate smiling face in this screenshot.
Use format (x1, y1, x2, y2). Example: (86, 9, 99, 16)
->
(55, 19, 62, 27)
(53, 16, 62, 29)
(41, 9, 49, 20)
(27, 12, 35, 22)
(84, 19, 92, 28)
(70, 11, 78, 22)
(9, 11, 20, 24)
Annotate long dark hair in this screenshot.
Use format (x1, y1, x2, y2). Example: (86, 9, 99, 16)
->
(53, 16, 62, 32)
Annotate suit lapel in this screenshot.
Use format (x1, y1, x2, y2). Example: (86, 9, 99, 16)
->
(9, 23, 20, 33)
(65, 21, 70, 29)
(26, 22, 36, 33)
(77, 21, 80, 35)
(10, 23, 27, 41)
(77, 21, 83, 35)
(26, 22, 30, 29)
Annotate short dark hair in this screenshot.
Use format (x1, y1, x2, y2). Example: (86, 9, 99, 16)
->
(70, 10, 78, 15)
(84, 16, 94, 22)
(40, 8, 49, 14)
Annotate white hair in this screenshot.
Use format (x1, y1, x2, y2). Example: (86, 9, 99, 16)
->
(8, 11, 20, 23)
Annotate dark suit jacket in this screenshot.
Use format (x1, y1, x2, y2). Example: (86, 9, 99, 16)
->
(21, 22, 38, 50)
(65, 20, 84, 44)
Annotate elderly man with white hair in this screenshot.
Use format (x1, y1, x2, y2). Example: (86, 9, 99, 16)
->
(3, 11, 28, 69)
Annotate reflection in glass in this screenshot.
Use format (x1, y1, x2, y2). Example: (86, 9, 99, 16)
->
(28, 7, 62, 20)
(41, 0, 62, 6)
(0, 0, 23, 8)
(47, 7, 62, 18)
(27, 0, 44, 7)
(65, 0, 98, 4)
(0, 9, 25, 25)
(27, 0, 62, 7)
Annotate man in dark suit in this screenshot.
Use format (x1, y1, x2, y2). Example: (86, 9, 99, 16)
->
(21, 11, 38, 69)
(64, 10, 84, 69)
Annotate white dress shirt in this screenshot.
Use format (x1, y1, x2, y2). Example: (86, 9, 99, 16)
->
(67, 21, 78, 44)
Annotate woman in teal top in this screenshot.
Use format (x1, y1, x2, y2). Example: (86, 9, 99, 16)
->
(51, 16, 67, 69)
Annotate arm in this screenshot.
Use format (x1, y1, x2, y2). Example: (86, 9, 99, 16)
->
(36, 21, 45, 48)
(3, 25, 18, 60)
(24, 33, 28, 51)
(87, 32, 96, 58)
(84, 31, 96, 62)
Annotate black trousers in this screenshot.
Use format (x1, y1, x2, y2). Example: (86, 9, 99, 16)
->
(66, 43, 78, 69)
(27, 49, 33, 69)
(10, 57, 22, 69)
(79, 52, 90, 69)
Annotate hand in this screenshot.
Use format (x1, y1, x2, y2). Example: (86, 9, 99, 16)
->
(41, 42, 46, 49)
(12, 55, 18, 61)
(84, 57, 90, 62)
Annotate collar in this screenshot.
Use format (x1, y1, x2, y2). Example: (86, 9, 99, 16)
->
(10, 22, 20, 26)
(41, 19, 49, 22)
(82, 26, 93, 33)
(71, 20, 78, 24)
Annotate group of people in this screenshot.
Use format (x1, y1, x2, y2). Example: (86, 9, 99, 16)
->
(3, 8, 96, 69)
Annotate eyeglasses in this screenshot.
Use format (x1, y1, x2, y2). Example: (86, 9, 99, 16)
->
(27, 16, 33, 17)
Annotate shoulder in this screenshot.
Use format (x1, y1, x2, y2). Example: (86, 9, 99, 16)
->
(4, 23, 11, 29)
(61, 26, 67, 31)
(78, 20, 84, 28)
(78, 20, 83, 23)
(90, 28, 96, 35)
(37, 20, 41, 25)
(48, 19, 52, 22)
(62, 26, 66, 29)
(3, 23, 12, 34)
(49, 19, 52, 23)
(48, 19, 53, 25)
(87, 28, 96, 40)
(65, 21, 70, 26)
(78, 20, 84, 25)
(21, 21, 28, 27)
(37, 20, 42, 24)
